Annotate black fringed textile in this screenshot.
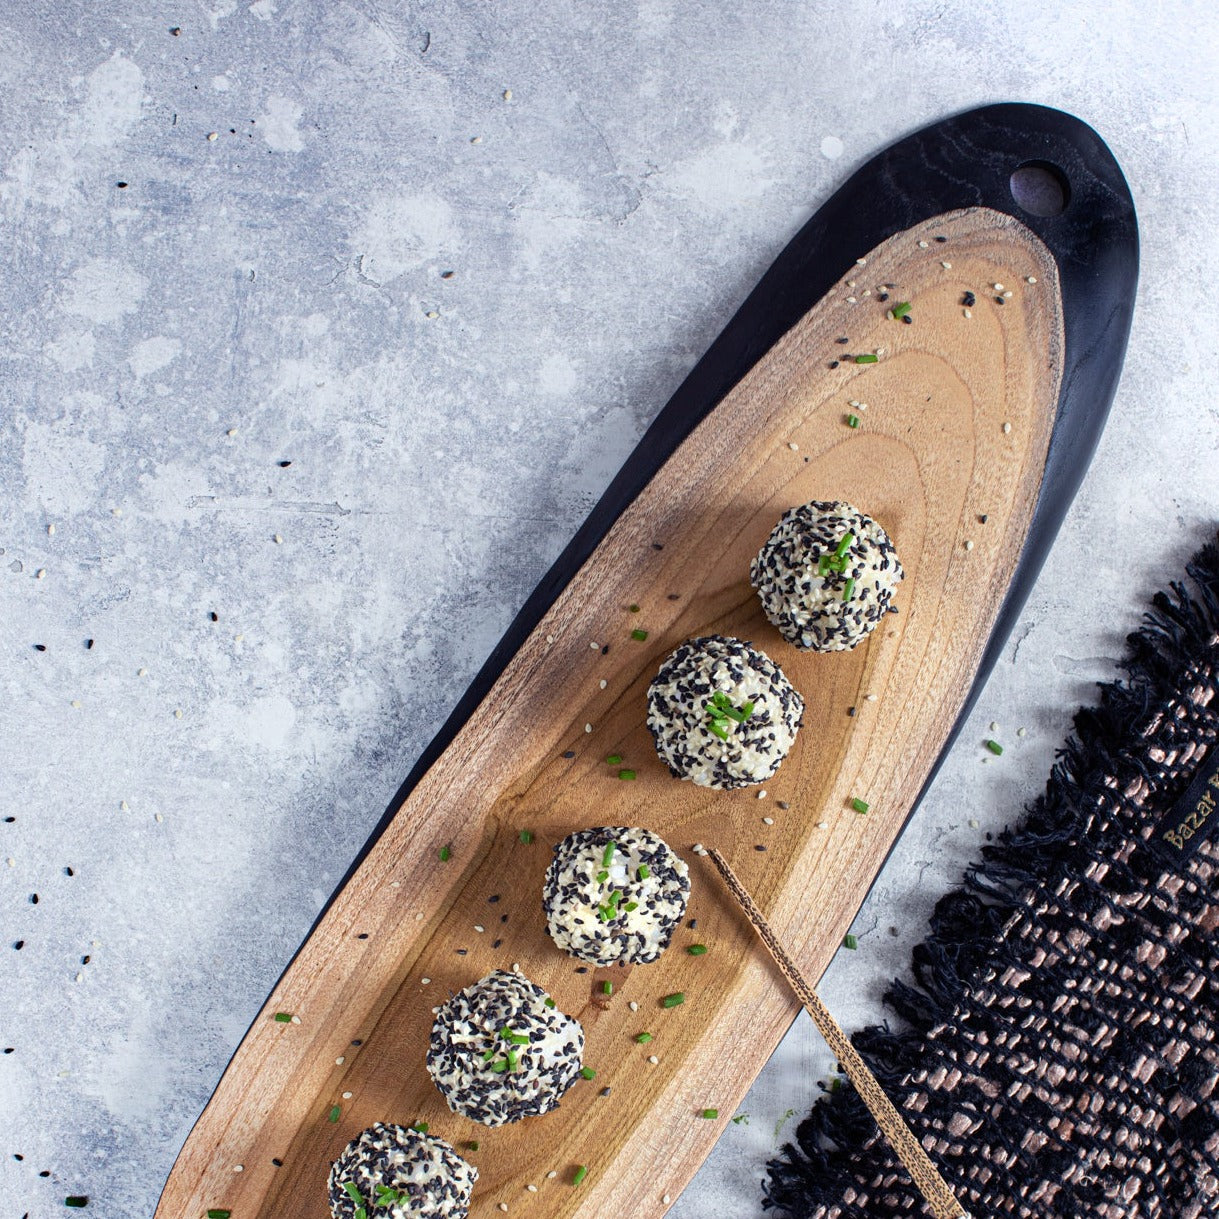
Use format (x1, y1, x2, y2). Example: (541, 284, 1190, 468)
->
(766, 536, 1219, 1219)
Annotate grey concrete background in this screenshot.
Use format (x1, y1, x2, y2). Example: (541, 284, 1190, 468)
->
(2, 1, 1217, 1215)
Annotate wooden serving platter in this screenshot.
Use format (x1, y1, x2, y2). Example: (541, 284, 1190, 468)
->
(157, 105, 1138, 1219)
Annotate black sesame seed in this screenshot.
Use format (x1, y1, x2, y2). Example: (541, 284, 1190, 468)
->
(902, 314, 912, 324)
(29, 894, 38, 905)
(754, 844, 767, 852)
(351, 1039, 363, 1045)
(488, 894, 500, 903)
(64, 867, 74, 877)
(492, 938, 502, 948)
(847, 707, 856, 717)
(85, 639, 94, 649)
(962, 291, 976, 307)
(878, 292, 889, 301)
(575, 966, 588, 974)
(272, 1158, 283, 1167)
(651, 543, 664, 551)
(934, 235, 947, 243)
(500, 914, 508, 923)
(828, 361, 839, 369)
(13, 941, 23, 950)
(209, 611, 218, 622)
(561, 750, 575, 759)
(33, 644, 46, 652)
(667, 592, 680, 600)
(357, 933, 369, 940)
(601, 645, 609, 655)
(835, 336, 849, 344)
(455, 948, 467, 955)
(277, 460, 292, 468)
(994, 296, 1005, 305)
(979, 514, 989, 524)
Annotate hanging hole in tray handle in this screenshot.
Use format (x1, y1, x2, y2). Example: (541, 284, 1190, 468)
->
(1009, 160, 1071, 217)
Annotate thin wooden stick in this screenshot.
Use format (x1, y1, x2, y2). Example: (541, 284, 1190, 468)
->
(708, 849, 971, 1219)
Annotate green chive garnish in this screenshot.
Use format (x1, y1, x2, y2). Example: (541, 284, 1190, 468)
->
(892, 301, 911, 318)
(662, 992, 685, 1008)
(505, 1031, 529, 1044)
(846, 414, 860, 428)
(607, 889, 622, 908)
(701, 1108, 719, 1119)
(581, 1066, 596, 1079)
(842, 577, 855, 601)
(602, 980, 613, 995)
(596, 869, 609, 882)
(829, 1076, 842, 1092)
(519, 829, 533, 844)
(855, 353, 878, 364)
(602, 841, 616, 866)
(329, 1104, 341, 1122)
(637, 864, 650, 881)
(629, 604, 640, 612)
(342, 1183, 368, 1219)
(273, 1012, 292, 1022)
(843, 934, 858, 950)
(986, 739, 1004, 755)
(635, 1032, 653, 1043)
(489, 1058, 509, 1072)
(630, 628, 648, 642)
(617, 769, 636, 781)
(467, 1141, 480, 1151)
(605, 754, 623, 765)
(573, 1165, 588, 1186)
(506, 1048, 518, 1070)
(623, 901, 639, 912)
(708, 720, 730, 740)
(835, 532, 854, 557)
(687, 944, 708, 955)
(207, 1211, 232, 1219)
(438, 845, 451, 862)
(851, 797, 869, 814)
(544, 998, 556, 1008)
(731, 1113, 750, 1125)
(412, 1121, 429, 1133)
(482, 1046, 497, 1061)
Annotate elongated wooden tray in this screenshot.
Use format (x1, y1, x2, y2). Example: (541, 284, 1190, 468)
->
(157, 105, 1138, 1219)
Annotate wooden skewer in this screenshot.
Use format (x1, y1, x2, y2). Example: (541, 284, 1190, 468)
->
(708, 848, 971, 1219)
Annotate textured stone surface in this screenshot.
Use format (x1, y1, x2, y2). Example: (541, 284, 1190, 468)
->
(1, 2, 1217, 1216)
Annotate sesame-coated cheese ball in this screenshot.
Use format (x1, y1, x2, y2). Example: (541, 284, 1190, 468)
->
(328, 1124, 477, 1219)
(426, 970, 584, 1127)
(750, 500, 903, 651)
(646, 635, 804, 789)
(543, 827, 690, 965)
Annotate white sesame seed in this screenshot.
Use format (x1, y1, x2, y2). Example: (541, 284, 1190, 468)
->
(47, 523, 55, 535)
(207, 131, 219, 141)
(502, 89, 512, 101)
(527, 1184, 537, 1192)
(648, 1054, 659, 1064)
(233, 1164, 243, 1172)
(120, 800, 129, 811)
(111, 507, 122, 516)
(432, 1006, 440, 1013)
(546, 1171, 557, 1180)
(875, 347, 886, 356)
(993, 283, 1004, 292)
(335, 1056, 345, 1065)
(965, 540, 974, 551)
(291, 1015, 301, 1024)
(963, 308, 972, 318)
(5, 859, 14, 868)
(474, 924, 485, 933)
(599, 679, 607, 689)
(137, 667, 148, 677)
(36, 568, 47, 580)
(847, 280, 857, 288)
(545, 634, 554, 643)
(885, 309, 894, 320)
(342, 1091, 353, 1099)
(816, 821, 828, 829)
(941, 260, 952, 269)
(861, 288, 871, 296)
(589, 641, 599, 650)
(629, 1000, 639, 1012)
(76, 972, 84, 983)
(498, 1203, 509, 1212)
(757, 789, 767, 800)
(1003, 290, 1013, 298)
(918, 240, 928, 248)
(1026, 275, 1037, 284)
(865, 693, 878, 702)
(584, 723, 592, 733)
(969, 818, 980, 829)
(990, 722, 1000, 733)
(692, 843, 704, 853)
(70, 699, 82, 709)
(787, 441, 799, 451)
(1002, 421, 1012, 434)
(471, 135, 483, 144)
(273, 533, 283, 544)
(421, 977, 431, 985)
(174, 709, 183, 719)
(663, 1194, 671, 1205)
(855, 257, 866, 266)
(762, 816, 774, 825)
(1017, 727, 1028, 738)
(155, 812, 164, 822)
(512, 962, 520, 972)
(425, 310, 439, 319)
(848, 399, 860, 407)
(227, 428, 238, 437)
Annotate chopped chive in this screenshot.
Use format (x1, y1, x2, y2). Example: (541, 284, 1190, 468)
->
(602, 980, 613, 995)
(506, 1031, 530, 1045)
(892, 301, 911, 318)
(342, 1183, 367, 1219)
(630, 628, 648, 642)
(207, 1212, 232, 1219)
(835, 531, 854, 557)
(629, 603, 640, 613)
(740, 701, 754, 718)
(708, 720, 730, 740)
(843, 934, 858, 950)
(635, 1032, 653, 1043)
(466, 1141, 480, 1151)
(596, 869, 609, 882)
(519, 829, 533, 844)
(731, 1113, 750, 1125)
(662, 992, 685, 1008)
(581, 1065, 597, 1079)
(412, 1121, 429, 1133)
(637, 864, 651, 881)
(489, 1058, 509, 1072)
(605, 754, 623, 765)
(842, 577, 855, 602)
(846, 414, 860, 428)
(617, 769, 637, 781)
(829, 1076, 842, 1092)
(851, 797, 870, 814)
(438, 845, 451, 862)
(700, 1108, 719, 1119)
(818, 554, 831, 574)
(687, 944, 708, 955)
(602, 841, 616, 866)
(544, 998, 556, 1008)
(329, 1104, 341, 1122)
(573, 1165, 588, 1186)
(482, 1046, 497, 1061)
(596, 907, 610, 922)
(986, 739, 1004, 755)
(273, 1012, 292, 1022)
(855, 353, 878, 364)
(623, 901, 639, 912)
(506, 1048, 518, 1070)
(607, 889, 622, 908)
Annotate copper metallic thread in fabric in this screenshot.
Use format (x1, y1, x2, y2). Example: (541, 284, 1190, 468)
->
(707, 848, 970, 1219)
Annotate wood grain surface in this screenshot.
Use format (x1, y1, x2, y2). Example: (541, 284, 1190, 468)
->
(156, 206, 1064, 1219)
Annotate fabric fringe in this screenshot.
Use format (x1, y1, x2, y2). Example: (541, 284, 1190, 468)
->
(763, 534, 1219, 1216)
